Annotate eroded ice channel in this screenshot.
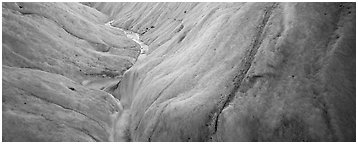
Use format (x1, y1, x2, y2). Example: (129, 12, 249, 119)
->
(81, 21, 149, 91)
(105, 20, 148, 61)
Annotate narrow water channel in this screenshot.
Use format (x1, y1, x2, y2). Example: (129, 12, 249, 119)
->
(105, 20, 149, 61)
(81, 20, 149, 90)
(104, 20, 150, 142)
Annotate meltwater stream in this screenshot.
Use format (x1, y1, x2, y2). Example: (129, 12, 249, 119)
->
(103, 20, 150, 141)
(82, 20, 149, 90)
(105, 20, 149, 61)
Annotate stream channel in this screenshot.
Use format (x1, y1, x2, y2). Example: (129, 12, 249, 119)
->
(82, 20, 149, 91)
(103, 20, 149, 141)
(105, 20, 149, 61)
